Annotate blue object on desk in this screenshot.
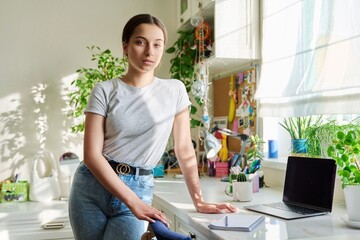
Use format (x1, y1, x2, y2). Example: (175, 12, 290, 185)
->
(153, 165, 164, 178)
(150, 220, 191, 240)
(268, 140, 278, 158)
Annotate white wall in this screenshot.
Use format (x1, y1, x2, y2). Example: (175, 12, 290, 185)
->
(0, 0, 177, 181)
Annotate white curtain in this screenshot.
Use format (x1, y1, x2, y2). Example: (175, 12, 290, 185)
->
(255, 0, 360, 117)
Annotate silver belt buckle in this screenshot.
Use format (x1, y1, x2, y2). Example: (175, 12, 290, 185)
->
(116, 163, 131, 174)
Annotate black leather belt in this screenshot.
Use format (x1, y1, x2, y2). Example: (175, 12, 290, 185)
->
(108, 161, 152, 175)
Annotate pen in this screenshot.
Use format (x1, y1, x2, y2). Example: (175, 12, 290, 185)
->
(14, 173, 19, 183)
(225, 216, 228, 227)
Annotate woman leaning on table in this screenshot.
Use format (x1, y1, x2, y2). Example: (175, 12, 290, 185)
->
(68, 13, 237, 240)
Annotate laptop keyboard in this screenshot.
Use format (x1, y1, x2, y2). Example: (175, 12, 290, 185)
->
(264, 202, 322, 215)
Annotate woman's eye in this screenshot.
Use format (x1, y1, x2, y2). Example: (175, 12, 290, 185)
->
(154, 43, 162, 48)
(136, 40, 146, 45)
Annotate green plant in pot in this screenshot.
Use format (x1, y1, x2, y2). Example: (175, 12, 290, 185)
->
(306, 120, 337, 157)
(306, 119, 359, 158)
(68, 46, 127, 133)
(327, 128, 360, 223)
(236, 172, 247, 182)
(233, 172, 253, 201)
(279, 116, 323, 154)
(166, 29, 204, 128)
(247, 134, 265, 162)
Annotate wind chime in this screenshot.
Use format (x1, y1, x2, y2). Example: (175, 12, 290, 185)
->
(190, 6, 221, 160)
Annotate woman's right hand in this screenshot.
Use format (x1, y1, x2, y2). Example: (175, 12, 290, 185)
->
(128, 198, 169, 227)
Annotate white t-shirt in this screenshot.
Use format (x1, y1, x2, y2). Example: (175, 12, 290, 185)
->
(85, 77, 191, 169)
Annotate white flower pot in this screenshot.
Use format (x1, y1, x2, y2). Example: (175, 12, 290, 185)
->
(232, 181, 253, 202)
(344, 185, 360, 222)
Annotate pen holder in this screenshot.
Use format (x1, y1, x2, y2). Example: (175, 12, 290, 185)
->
(232, 181, 253, 202)
(225, 180, 253, 202)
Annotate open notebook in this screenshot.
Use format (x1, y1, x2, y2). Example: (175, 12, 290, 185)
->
(208, 214, 265, 232)
(245, 156, 336, 220)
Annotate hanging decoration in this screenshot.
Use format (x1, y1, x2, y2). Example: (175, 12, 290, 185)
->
(191, 78, 207, 99)
(190, 3, 212, 132)
(189, 2, 217, 161)
(195, 21, 211, 56)
(228, 74, 237, 124)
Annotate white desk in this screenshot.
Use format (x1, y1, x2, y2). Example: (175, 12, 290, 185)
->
(153, 176, 360, 240)
(0, 201, 73, 240)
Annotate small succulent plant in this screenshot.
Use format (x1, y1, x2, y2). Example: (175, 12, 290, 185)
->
(237, 173, 247, 182)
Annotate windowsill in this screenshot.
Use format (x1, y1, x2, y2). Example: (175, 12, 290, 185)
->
(261, 157, 288, 171)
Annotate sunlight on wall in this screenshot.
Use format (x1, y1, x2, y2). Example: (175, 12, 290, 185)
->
(0, 93, 25, 177)
(31, 83, 48, 150)
(60, 73, 82, 151)
(61, 73, 79, 93)
(61, 73, 78, 118)
(0, 93, 21, 113)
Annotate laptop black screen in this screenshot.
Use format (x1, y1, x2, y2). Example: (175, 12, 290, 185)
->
(282, 156, 336, 211)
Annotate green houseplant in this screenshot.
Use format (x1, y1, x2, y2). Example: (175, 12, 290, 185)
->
(166, 29, 203, 128)
(306, 119, 350, 157)
(236, 172, 247, 182)
(68, 46, 127, 133)
(306, 118, 360, 158)
(327, 125, 360, 222)
(306, 120, 336, 157)
(233, 172, 252, 201)
(327, 129, 360, 187)
(246, 134, 265, 162)
(166, 29, 197, 90)
(279, 116, 323, 154)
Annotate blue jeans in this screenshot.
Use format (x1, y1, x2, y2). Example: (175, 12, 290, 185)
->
(68, 162, 154, 240)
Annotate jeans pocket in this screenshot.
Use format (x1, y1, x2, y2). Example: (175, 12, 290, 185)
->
(76, 162, 91, 174)
(136, 175, 154, 205)
(138, 175, 154, 190)
(109, 195, 127, 214)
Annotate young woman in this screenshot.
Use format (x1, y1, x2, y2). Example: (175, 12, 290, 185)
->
(68, 13, 237, 240)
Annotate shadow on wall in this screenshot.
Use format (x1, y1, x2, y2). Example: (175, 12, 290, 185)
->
(0, 96, 26, 178)
(0, 78, 83, 181)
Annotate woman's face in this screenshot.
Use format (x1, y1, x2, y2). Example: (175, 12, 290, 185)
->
(123, 23, 165, 74)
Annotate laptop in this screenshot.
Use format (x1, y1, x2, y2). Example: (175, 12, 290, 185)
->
(244, 156, 336, 220)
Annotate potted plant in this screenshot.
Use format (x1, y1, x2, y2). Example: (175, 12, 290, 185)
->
(306, 120, 336, 157)
(247, 134, 265, 163)
(306, 118, 360, 158)
(166, 29, 208, 128)
(233, 172, 253, 201)
(327, 127, 360, 223)
(68, 46, 127, 133)
(279, 116, 323, 154)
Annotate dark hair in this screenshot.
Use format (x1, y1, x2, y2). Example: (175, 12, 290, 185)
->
(122, 14, 168, 44)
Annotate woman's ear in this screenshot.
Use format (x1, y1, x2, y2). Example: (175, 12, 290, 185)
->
(122, 42, 128, 56)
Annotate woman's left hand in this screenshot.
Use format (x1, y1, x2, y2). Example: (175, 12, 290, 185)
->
(195, 201, 238, 214)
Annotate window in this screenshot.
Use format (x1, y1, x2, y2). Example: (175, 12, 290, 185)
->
(254, 1, 360, 159)
(255, 0, 360, 117)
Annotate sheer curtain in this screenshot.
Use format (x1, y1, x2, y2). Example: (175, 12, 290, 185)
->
(255, 0, 360, 117)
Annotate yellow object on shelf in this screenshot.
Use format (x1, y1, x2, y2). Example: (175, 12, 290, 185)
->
(228, 74, 236, 123)
(218, 134, 229, 162)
